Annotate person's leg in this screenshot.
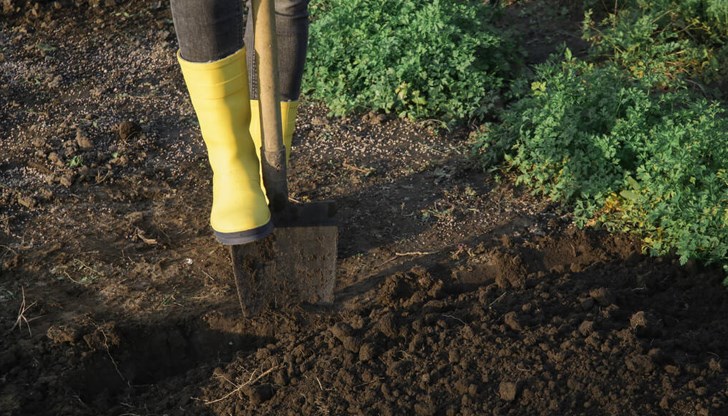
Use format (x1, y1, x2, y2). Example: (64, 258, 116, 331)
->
(171, 0, 272, 244)
(245, 0, 310, 101)
(170, 0, 244, 63)
(245, 0, 310, 169)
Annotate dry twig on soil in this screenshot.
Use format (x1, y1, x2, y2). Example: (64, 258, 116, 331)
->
(9, 287, 40, 336)
(394, 251, 436, 257)
(0, 244, 18, 258)
(96, 323, 129, 386)
(380, 250, 437, 267)
(443, 314, 467, 326)
(489, 291, 508, 308)
(204, 365, 281, 405)
(342, 161, 375, 175)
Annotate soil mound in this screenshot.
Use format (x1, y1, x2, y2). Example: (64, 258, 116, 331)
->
(192, 230, 727, 416)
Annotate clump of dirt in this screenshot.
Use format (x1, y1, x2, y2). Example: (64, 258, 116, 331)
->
(1, 1, 727, 416)
(190, 230, 727, 416)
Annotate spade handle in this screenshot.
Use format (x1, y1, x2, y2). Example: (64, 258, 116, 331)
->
(252, 0, 288, 213)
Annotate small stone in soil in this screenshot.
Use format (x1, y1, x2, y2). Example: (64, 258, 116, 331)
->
(578, 320, 594, 336)
(59, 172, 75, 188)
(76, 128, 93, 149)
(48, 152, 61, 165)
(659, 396, 670, 409)
(504, 311, 522, 332)
(629, 311, 648, 329)
(359, 343, 375, 362)
(499, 381, 519, 401)
(17, 195, 36, 209)
(273, 370, 288, 386)
(589, 287, 615, 306)
(244, 383, 275, 404)
(629, 310, 662, 337)
(329, 322, 360, 353)
(118, 121, 141, 141)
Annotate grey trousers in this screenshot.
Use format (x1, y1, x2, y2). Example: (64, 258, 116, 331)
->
(170, 0, 309, 101)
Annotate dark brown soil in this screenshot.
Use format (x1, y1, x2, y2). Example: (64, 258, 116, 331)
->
(1, 1, 727, 416)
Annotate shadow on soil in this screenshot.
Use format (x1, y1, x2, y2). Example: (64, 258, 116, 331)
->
(305, 154, 496, 259)
(59, 318, 273, 409)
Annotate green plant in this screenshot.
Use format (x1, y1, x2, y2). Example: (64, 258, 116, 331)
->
(614, 101, 728, 264)
(599, 0, 728, 37)
(304, 0, 519, 123)
(476, 54, 728, 270)
(583, 0, 727, 90)
(706, 0, 728, 32)
(67, 155, 83, 168)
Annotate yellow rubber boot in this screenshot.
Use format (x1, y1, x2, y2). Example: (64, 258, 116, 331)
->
(177, 49, 272, 245)
(249, 100, 299, 199)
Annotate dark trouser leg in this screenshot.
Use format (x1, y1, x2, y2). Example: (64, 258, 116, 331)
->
(170, 0, 244, 62)
(245, 0, 310, 101)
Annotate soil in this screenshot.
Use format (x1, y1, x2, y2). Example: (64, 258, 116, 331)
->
(1, 1, 727, 415)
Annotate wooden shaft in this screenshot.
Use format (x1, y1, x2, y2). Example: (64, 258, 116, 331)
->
(252, 0, 288, 213)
